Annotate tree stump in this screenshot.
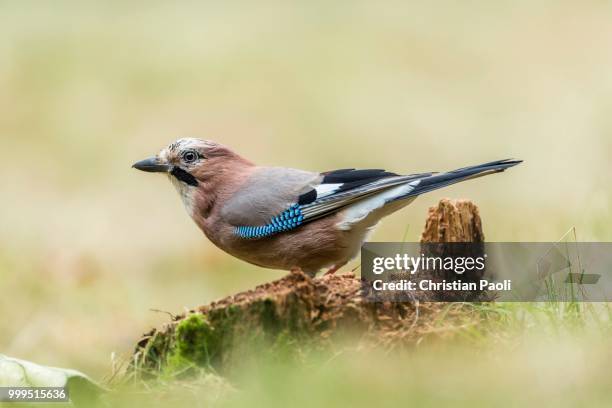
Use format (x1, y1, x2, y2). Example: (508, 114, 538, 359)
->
(420, 199, 484, 243)
(419, 199, 486, 301)
(130, 199, 485, 378)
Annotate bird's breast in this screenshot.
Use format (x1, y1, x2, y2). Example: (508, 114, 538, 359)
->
(197, 214, 363, 274)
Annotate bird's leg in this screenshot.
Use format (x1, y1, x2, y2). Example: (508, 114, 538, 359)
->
(324, 262, 347, 275)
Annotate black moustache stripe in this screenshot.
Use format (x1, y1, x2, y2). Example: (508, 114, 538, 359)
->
(171, 167, 198, 186)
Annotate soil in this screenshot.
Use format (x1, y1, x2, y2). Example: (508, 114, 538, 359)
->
(130, 199, 485, 377)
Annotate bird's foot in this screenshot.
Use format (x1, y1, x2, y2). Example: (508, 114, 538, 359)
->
(324, 262, 347, 276)
(290, 267, 305, 275)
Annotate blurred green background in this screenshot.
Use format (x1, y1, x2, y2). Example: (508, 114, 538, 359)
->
(1, 0, 611, 387)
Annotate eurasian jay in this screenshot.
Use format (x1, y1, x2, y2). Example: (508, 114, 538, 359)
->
(133, 138, 520, 276)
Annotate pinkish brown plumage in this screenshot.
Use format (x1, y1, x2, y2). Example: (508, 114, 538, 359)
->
(133, 138, 521, 276)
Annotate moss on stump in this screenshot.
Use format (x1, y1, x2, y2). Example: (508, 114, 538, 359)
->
(130, 199, 484, 378)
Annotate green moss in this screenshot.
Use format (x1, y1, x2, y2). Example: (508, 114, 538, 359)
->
(169, 314, 219, 370)
(208, 304, 241, 330)
(142, 332, 170, 372)
(257, 298, 281, 335)
(285, 293, 307, 333)
(142, 298, 314, 375)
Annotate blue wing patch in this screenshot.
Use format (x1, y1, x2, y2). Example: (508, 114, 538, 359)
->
(234, 204, 304, 239)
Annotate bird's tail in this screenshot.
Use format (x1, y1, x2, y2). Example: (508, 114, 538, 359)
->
(394, 159, 522, 201)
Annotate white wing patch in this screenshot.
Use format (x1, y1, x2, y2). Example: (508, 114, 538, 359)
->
(315, 183, 343, 197)
(335, 180, 420, 231)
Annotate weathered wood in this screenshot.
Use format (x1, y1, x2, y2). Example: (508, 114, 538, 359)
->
(419, 199, 486, 301)
(130, 199, 484, 377)
(421, 198, 484, 242)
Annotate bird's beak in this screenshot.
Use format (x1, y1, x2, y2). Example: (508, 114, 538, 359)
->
(132, 156, 171, 173)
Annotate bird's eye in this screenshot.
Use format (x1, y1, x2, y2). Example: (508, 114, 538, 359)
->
(181, 150, 199, 163)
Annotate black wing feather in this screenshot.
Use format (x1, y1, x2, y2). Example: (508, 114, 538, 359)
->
(322, 168, 398, 183)
(297, 168, 400, 205)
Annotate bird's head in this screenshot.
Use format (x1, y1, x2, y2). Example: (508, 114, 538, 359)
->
(133, 138, 252, 215)
(132, 138, 219, 186)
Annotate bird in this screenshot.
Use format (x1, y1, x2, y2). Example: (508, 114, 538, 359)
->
(133, 138, 521, 276)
